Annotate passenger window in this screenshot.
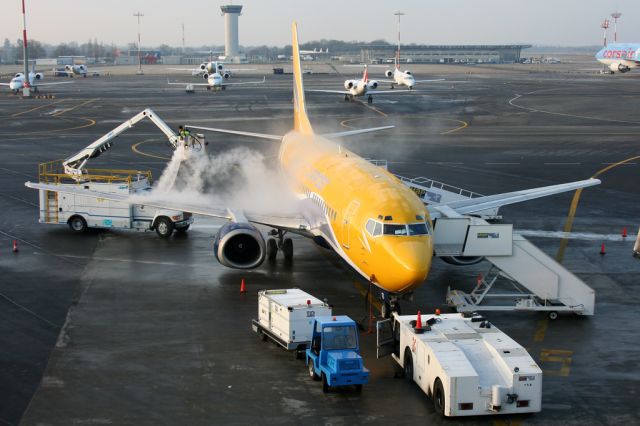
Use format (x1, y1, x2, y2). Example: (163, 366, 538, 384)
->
(373, 222, 382, 236)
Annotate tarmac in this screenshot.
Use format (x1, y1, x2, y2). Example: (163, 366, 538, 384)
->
(0, 62, 638, 425)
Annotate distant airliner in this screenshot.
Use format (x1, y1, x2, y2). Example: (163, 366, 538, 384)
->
(595, 43, 640, 73)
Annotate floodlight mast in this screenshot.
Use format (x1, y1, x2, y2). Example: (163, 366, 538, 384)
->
(601, 19, 610, 47)
(21, 0, 30, 97)
(134, 12, 144, 75)
(394, 11, 404, 69)
(610, 12, 622, 43)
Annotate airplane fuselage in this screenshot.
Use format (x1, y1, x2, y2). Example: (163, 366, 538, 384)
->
(392, 68, 416, 89)
(207, 73, 225, 89)
(596, 43, 640, 73)
(278, 132, 433, 293)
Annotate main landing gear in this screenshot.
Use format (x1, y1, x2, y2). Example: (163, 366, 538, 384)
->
(267, 229, 293, 261)
(367, 95, 373, 104)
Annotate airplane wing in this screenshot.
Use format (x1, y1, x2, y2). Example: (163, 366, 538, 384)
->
(414, 78, 446, 83)
(186, 124, 395, 140)
(427, 179, 601, 218)
(24, 181, 310, 233)
(307, 89, 350, 95)
(221, 77, 266, 86)
(368, 90, 413, 94)
(34, 81, 74, 86)
(0, 83, 10, 87)
(167, 80, 209, 87)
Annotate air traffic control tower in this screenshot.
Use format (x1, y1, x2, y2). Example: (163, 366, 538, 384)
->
(221, 4, 243, 61)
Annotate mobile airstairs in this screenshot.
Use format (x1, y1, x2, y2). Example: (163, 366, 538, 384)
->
(372, 160, 596, 318)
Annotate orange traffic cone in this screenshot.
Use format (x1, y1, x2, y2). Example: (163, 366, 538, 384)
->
(12, 240, 18, 253)
(622, 227, 628, 238)
(240, 278, 246, 293)
(415, 310, 422, 330)
(435, 308, 441, 316)
(600, 243, 606, 255)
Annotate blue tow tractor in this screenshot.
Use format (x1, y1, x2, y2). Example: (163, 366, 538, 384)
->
(306, 315, 369, 393)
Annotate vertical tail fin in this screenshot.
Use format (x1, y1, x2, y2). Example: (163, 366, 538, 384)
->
(362, 65, 369, 83)
(291, 22, 314, 135)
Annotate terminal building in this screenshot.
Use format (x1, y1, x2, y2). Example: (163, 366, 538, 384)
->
(359, 44, 532, 64)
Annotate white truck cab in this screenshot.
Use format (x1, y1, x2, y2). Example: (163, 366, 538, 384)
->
(377, 312, 542, 417)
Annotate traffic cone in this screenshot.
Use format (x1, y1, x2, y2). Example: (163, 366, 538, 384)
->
(12, 240, 18, 253)
(435, 308, 441, 316)
(415, 310, 422, 330)
(239, 278, 246, 293)
(600, 243, 606, 255)
(622, 227, 628, 238)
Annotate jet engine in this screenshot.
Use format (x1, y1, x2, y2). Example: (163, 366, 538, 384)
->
(202, 73, 209, 80)
(213, 222, 266, 269)
(65, 65, 73, 72)
(217, 63, 224, 71)
(34, 73, 44, 80)
(344, 80, 356, 90)
(78, 65, 86, 72)
(222, 72, 230, 79)
(440, 255, 483, 266)
(609, 62, 630, 73)
(367, 80, 379, 89)
(385, 70, 394, 78)
(200, 63, 207, 71)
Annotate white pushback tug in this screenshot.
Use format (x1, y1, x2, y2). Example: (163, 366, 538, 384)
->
(377, 311, 542, 417)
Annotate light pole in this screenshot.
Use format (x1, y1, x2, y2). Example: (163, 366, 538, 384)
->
(134, 11, 144, 75)
(21, 0, 30, 97)
(610, 12, 622, 43)
(601, 19, 610, 47)
(394, 11, 404, 69)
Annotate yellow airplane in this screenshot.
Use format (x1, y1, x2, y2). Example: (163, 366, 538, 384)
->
(26, 23, 600, 314)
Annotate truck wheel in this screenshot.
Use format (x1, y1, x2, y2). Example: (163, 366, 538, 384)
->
(322, 373, 330, 393)
(267, 238, 278, 261)
(308, 362, 319, 381)
(548, 311, 558, 320)
(155, 217, 174, 238)
(433, 378, 445, 416)
(355, 384, 363, 393)
(282, 238, 293, 260)
(404, 350, 414, 383)
(68, 216, 87, 233)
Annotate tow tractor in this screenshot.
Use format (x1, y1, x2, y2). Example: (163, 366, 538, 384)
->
(377, 312, 542, 417)
(27, 109, 204, 238)
(306, 316, 369, 392)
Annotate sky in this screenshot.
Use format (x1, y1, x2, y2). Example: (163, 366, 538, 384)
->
(1, 0, 638, 47)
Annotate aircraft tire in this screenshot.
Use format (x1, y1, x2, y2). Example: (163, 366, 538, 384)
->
(282, 238, 293, 260)
(267, 238, 278, 260)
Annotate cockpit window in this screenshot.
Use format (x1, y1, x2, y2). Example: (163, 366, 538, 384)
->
(384, 224, 408, 236)
(406, 71, 412, 75)
(373, 222, 382, 236)
(365, 219, 376, 235)
(408, 223, 429, 235)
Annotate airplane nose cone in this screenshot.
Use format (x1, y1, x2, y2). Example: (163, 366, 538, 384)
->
(379, 238, 433, 293)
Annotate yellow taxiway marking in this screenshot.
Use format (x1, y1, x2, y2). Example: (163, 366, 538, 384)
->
(51, 98, 98, 116)
(555, 155, 640, 263)
(132, 139, 171, 160)
(533, 318, 549, 343)
(539, 349, 573, 377)
(361, 102, 388, 117)
(439, 118, 468, 135)
(11, 99, 65, 117)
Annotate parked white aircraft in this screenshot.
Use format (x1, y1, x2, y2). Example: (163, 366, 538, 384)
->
(61, 64, 103, 77)
(1, 67, 73, 93)
(383, 65, 444, 90)
(172, 61, 255, 78)
(308, 65, 410, 103)
(168, 72, 265, 92)
(300, 48, 329, 55)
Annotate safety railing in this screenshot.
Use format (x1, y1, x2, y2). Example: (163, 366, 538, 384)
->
(38, 159, 152, 186)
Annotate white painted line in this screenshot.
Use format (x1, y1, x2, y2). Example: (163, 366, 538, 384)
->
(485, 162, 521, 165)
(543, 162, 581, 165)
(518, 229, 631, 242)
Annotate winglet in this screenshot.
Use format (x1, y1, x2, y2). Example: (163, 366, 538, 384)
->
(291, 22, 314, 135)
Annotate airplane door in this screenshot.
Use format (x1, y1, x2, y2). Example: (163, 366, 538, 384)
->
(342, 200, 360, 249)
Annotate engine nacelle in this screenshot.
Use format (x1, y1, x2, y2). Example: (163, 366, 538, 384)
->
(65, 65, 73, 72)
(609, 62, 630, 73)
(223, 72, 230, 79)
(367, 80, 379, 89)
(385, 69, 393, 78)
(202, 73, 209, 80)
(200, 63, 207, 71)
(344, 80, 356, 90)
(213, 222, 266, 269)
(217, 63, 224, 71)
(78, 65, 86, 72)
(34, 73, 44, 80)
